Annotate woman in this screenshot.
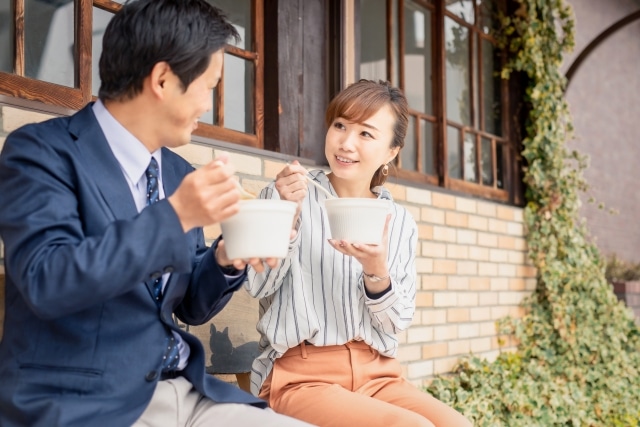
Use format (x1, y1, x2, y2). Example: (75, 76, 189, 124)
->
(245, 80, 471, 427)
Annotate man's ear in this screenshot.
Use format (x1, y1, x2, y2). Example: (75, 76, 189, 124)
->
(147, 61, 172, 99)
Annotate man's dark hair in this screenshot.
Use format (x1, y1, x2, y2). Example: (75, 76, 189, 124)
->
(98, 0, 240, 101)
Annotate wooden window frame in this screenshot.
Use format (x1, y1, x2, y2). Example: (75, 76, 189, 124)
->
(0, 0, 265, 149)
(440, 0, 510, 201)
(0, 0, 91, 109)
(358, 0, 520, 203)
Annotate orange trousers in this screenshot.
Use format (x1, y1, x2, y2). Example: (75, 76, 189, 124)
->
(259, 341, 472, 427)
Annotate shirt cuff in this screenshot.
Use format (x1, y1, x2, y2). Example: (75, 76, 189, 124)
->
(365, 283, 393, 300)
(219, 264, 244, 277)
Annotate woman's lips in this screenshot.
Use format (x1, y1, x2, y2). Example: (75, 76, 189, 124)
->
(335, 155, 357, 165)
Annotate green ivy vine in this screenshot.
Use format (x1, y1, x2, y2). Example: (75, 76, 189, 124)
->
(426, 0, 640, 425)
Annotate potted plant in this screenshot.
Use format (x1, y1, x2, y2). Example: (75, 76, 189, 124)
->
(605, 254, 640, 320)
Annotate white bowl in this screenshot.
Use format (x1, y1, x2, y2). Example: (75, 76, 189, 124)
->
(221, 199, 297, 259)
(323, 198, 391, 244)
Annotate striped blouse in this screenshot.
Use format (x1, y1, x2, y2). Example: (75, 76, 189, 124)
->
(245, 170, 418, 396)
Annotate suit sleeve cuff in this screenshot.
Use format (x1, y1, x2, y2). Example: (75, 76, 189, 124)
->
(212, 237, 246, 281)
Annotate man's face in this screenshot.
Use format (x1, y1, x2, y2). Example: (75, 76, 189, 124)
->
(159, 49, 224, 148)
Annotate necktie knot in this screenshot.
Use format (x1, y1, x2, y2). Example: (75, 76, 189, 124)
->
(146, 157, 159, 206)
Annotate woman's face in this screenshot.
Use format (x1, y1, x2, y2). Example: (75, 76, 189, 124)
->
(325, 104, 400, 186)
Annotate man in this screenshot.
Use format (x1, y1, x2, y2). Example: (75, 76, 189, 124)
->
(0, 1, 312, 426)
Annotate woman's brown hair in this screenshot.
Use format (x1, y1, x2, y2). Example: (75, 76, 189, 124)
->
(325, 79, 409, 188)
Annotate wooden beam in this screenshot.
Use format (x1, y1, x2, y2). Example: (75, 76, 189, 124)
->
(225, 45, 258, 60)
(253, 0, 265, 147)
(433, 0, 446, 186)
(92, 0, 123, 13)
(78, 0, 93, 101)
(193, 125, 260, 148)
(14, 0, 24, 76)
(263, 0, 279, 153)
(0, 73, 84, 109)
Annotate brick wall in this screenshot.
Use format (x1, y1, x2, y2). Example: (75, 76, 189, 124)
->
(0, 104, 536, 388)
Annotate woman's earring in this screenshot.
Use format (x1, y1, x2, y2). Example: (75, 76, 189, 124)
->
(381, 164, 389, 176)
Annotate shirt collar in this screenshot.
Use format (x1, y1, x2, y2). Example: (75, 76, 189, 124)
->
(92, 99, 162, 185)
(310, 169, 393, 201)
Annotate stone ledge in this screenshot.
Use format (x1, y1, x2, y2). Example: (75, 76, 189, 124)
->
(1, 106, 55, 133)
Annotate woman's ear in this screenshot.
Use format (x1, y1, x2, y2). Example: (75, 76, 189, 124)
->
(387, 146, 400, 164)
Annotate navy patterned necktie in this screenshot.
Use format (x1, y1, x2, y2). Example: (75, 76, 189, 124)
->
(145, 158, 162, 303)
(145, 157, 180, 372)
(145, 157, 160, 204)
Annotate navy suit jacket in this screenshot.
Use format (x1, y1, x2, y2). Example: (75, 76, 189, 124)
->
(0, 104, 266, 426)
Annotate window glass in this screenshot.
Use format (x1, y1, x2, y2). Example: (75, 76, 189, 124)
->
(447, 125, 461, 179)
(421, 119, 435, 175)
(0, 1, 12, 73)
(354, 0, 512, 200)
(481, 137, 493, 185)
(446, 0, 474, 24)
(401, 115, 417, 171)
(359, 0, 388, 81)
(209, 0, 251, 50)
(482, 38, 502, 135)
(92, 7, 116, 96)
(223, 54, 254, 133)
(445, 17, 470, 125)
(463, 132, 476, 182)
(199, 87, 218, 126)
(25, 0, 75, 87)
(404, 1, 433, 114)
(201, 0, 254, 133)
(478, 0, 496, 34)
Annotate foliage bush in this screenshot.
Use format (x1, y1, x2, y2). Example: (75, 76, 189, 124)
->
(426, 0, 640, 425)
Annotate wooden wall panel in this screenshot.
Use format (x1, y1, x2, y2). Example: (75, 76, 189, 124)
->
(264, 0, 330, 165)
(300, 0, 330, 164)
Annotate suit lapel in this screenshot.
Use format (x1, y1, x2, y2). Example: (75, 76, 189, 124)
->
(70, 104, 139, 221)
(160, 147, 181, 198)
(158, 149, 185, 302)
(70, 105, 157, 299)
